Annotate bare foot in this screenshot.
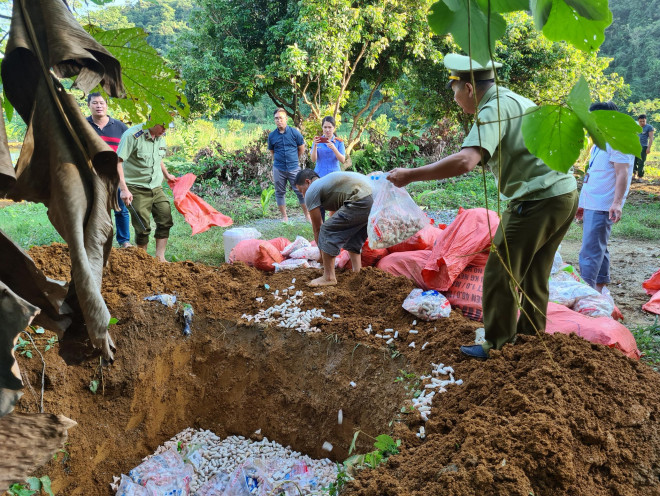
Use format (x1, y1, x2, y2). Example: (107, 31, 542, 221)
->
(308, 276, 337, 287)
(157, 256, 169, 263)
(281, 217, 289, 223)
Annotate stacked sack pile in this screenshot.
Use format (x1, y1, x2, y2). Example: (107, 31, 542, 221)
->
(374, 207, 640, 359)
(228, 236, 324, 272)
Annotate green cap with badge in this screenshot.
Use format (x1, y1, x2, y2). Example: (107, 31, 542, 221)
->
(444, 53, 502, 88)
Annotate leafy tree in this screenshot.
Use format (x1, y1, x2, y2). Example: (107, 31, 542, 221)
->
(0, 1, 189, 128)
(397, 12, 628, 132)
(427, 0, 641, 173)
(600, 0, 660, 103)
(81, 0, 194, 54)
(170, 0, 441, 153)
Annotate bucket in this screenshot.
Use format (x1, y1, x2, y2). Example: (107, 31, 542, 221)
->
(223, 228, 262, 262)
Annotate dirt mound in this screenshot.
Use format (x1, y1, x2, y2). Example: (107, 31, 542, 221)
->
(13, 244, 660, 495)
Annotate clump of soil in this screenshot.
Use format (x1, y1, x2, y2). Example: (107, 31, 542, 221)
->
(14, 244, 660, 495)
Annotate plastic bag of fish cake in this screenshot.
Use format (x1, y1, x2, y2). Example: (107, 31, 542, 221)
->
(368, 179, 429, 249)
(128, 450, 193, 495)
(273, 259, 311, 271)
(281, 236, 311, 257)
(288, 246, 321, 261)
(574, 292, 615, 318)
(116, 474, 148, 496)
(195, 471, 231, 496)
(402, 288, 451, 320)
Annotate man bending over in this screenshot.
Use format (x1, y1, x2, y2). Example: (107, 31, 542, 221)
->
(295, 169, 373, 287)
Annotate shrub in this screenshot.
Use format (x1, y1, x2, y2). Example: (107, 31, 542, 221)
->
(189, 130, 272, 196)
(351, 120, 464, 174)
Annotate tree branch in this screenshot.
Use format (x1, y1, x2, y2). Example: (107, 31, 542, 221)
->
(333, 43, 368, 118)
(349, 76, 382, 142)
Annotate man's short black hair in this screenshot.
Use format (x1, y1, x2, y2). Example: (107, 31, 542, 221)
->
(273, 107, 287, 116)
(87, 92, 104, 105)
(589, 101, 618, 112)
(295, 168, 319, 185)
(638, 114, 647, 120)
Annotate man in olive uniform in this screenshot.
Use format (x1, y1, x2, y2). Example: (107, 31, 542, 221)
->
(388, 54, 578, 359)
(117, 123, 176, 263)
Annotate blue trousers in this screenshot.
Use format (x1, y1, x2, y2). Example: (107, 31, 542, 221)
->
(115, 189, 131, 245)
(579, 209, 613, 288)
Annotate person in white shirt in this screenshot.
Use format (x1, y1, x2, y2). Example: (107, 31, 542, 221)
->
(576, 101, 634, 291)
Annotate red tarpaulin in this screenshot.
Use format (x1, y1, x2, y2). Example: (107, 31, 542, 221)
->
(168, 174, 233, 235)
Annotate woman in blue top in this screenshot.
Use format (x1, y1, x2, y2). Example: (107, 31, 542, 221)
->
(311, 116, 346, 219)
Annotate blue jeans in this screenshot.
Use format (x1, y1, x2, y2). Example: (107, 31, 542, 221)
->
(115, 189, 131, 245)
(579, 209, 613, 288)
(273, 167, 304, 206)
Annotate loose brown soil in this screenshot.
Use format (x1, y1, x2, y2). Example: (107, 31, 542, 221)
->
(12, 244, 660, 496)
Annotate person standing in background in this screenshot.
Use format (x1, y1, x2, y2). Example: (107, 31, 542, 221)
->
(634, 114, 653, 182)
(268, 108, 311, 223)
(86, 92, 131, 247)
(310, 115, 346, 220)
(577, 102, 634, 292)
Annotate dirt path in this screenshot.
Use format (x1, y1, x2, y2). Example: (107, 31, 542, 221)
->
(560, 238, 659, 329)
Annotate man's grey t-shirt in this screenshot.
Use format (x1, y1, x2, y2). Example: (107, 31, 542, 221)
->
(639, 124, 654, 147)
(304, 172, 372, 212)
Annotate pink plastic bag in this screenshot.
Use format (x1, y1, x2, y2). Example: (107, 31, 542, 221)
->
(545, 302, 640, 359)
(643, 291, 660, 315)
(422, 208, 498, 291)
(376, 250, 430, 290)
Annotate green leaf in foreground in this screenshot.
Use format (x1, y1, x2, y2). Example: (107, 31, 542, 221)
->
(428, 0, 507, 66)
(522, 105, 584, 172)
(84, 26, 189, 128)
(486, 0, 530, 14)
(40, 476, 54, 496)
(540, 0, 611, 53)
(588, 111, 643, 158)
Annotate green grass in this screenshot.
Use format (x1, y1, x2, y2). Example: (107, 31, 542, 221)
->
(0, 202, 64, 247)
(0, 188, 312, 266)
(407, 170, 501, 211)
(630, 319, 660, 371)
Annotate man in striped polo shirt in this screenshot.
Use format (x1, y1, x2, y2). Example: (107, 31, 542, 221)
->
(86, 92, 132, 247)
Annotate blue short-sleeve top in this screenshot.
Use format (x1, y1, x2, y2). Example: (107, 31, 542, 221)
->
(314, 136, 345, 177)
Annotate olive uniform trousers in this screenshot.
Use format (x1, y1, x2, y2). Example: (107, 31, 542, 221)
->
(482, 190, 578, 351)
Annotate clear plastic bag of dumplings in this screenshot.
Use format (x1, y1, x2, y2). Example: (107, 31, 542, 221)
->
(368, 178, 429, 249)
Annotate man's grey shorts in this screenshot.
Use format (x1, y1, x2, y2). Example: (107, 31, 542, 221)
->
(318, 195, 373, 257)
(273, 167, 304, 206)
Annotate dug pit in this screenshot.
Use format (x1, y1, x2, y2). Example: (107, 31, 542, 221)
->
(13, 244, 660, 496)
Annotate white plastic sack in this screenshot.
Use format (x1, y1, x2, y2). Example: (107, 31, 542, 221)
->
(402, 289, 451, 320)
(289, 246, 321, 261)
(223, 458, 273, 496)
(273, 259, 311, 271)
(281, 236, 311, 257)
(551, 245, 563, 275)
(367, 178, 429, 249)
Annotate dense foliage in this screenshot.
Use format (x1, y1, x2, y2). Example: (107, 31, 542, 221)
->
(600, 0, 660, 103)
(169, 0, 442, 155)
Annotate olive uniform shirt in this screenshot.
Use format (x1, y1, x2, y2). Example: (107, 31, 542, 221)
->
(462, 86, 576, 201)
(117, 124, 167, 190)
